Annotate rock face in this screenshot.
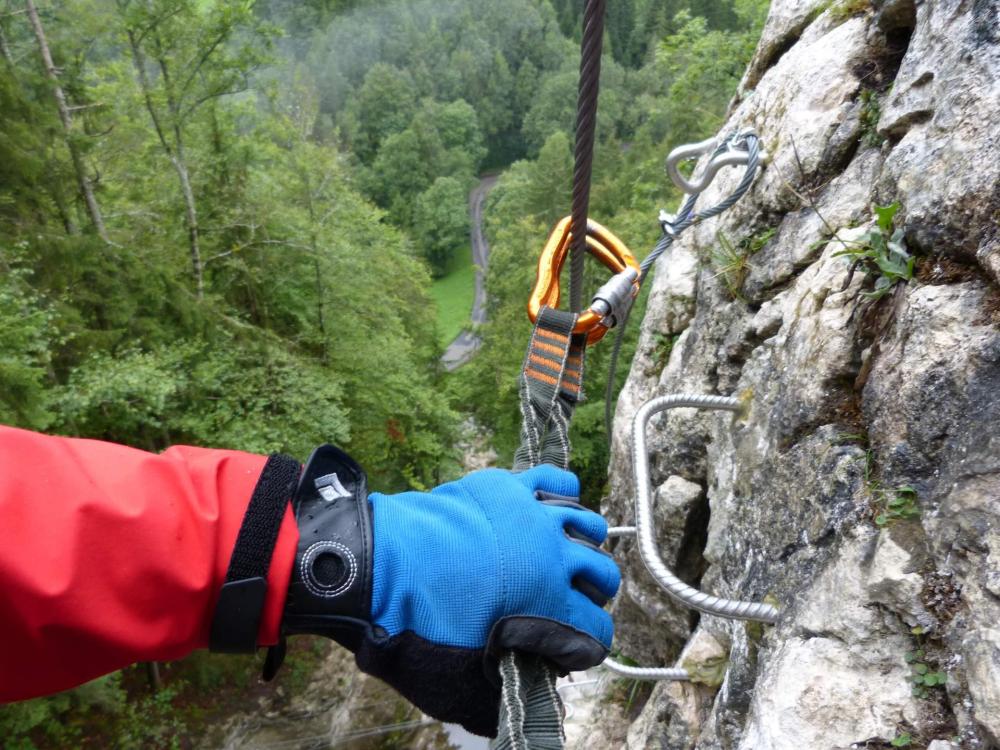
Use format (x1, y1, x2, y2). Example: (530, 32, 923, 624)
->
(206, 641, 461, 750)
(578, 1, 1000, 748)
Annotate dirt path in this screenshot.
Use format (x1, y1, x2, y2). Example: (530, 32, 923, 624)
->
(441, 175, 498, 371)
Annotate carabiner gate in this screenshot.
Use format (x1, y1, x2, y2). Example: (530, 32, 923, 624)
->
(527, 216, 640, 345)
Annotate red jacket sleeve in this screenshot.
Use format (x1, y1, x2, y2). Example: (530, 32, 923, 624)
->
(0, 425, 299, 702)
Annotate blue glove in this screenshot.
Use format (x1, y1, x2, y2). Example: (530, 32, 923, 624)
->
(276, 446, 619, 738)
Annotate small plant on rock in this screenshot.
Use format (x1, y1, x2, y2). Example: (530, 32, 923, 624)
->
(906, 628, 948, 699)
(857, 447, 920, 527)
(710, 227, 775, 301)
(859, 88, 885, 148)
(875, 485, 920, 527)
(829, 0, 872, 23)
(834, 202, 914, 300)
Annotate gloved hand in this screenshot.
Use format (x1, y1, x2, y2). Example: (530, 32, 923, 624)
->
(273, 445, 620, 737)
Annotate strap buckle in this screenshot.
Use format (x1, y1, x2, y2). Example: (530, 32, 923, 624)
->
(527, 216, 640, 345)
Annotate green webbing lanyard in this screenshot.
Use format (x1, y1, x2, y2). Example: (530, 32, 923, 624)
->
(494, 307, 585, 750)
(494, 0, 607, 744)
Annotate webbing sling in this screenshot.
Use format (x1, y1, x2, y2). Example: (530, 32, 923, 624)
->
(495, 0, 608, 742)
(494, 306, 586, 750)
(513, 307, 585, 473)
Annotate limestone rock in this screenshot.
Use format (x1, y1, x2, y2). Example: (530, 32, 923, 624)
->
(877, 0, 1000, 285)
(619, 629, 729, 750)
(964, 629, 1000, 745)
(577, 1, 1000, 748)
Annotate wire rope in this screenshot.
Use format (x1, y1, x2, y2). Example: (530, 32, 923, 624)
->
(568, 0, 606, 312)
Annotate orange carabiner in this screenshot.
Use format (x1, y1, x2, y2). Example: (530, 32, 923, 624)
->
(527, 216, 640, 344)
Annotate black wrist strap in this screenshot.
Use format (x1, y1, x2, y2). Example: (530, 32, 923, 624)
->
(209, 453, 301, 654)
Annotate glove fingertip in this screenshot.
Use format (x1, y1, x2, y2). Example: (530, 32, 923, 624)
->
(519, 464, 580, 498)
(605, 556, 622, 598)
(572, 598, 614, 650)
(553, 505, 608, 546)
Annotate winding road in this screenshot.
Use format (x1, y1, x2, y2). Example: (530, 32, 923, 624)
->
(441, 175, 497, 371)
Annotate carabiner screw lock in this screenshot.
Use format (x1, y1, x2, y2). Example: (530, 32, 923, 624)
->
(591, 267, 639, 328)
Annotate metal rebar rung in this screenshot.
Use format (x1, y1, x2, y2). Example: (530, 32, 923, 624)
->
(631, 394, 779, 624)
(606, 525, 636, 537)
(602, 656, 689, 681)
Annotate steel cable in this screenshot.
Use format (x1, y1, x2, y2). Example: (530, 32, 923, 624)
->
(568, 0, 606, 312)
(603, 134, 762, 442)
(494, 3, 610, 744)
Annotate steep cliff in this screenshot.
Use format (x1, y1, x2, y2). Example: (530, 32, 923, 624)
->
(579, 1, 1000, 748)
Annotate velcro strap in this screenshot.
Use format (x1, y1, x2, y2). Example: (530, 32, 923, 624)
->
(209, 453, 301, 653)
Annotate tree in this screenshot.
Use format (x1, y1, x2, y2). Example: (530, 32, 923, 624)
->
(487, 131, 573, 227)
(0, 40, 59, 231)
(117, 0, 273, 298)
(413, 176, 470, 277)
(0, 259, 53, 429)
(362, 98, 484, 226)
(422, 99, 486, 169)
(654, 11, 760, 144)
(25, 0, 108, 241)
(339, 63, 417, 163)
(607, 0, 636, 66)
(521, 56, 627, 155)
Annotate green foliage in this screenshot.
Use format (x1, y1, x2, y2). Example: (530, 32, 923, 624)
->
(307, 0, 575, 163)
(0, 643, 332, 749)
(0, 674, 131, 750)
(521, 62, 628, 155)
(857, 444, 921, 527)
(362, 99, 485, 227)
(833, 202, 914, 300)
(709, 227, 774, 301)
(874, 485, 920, 527)
(414, 176, 472, 277)
(54, 339, 352, 457)
(859, 88, 885, 148)
(653, 11, 762, 145)
(905, 633, 948, 700)
(0, 691, 77, 750)
(340, 63, 418, 163)
(0, 256, 55, 429)
(890, 732, 913, 747)
(488, 132, 574, 226)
